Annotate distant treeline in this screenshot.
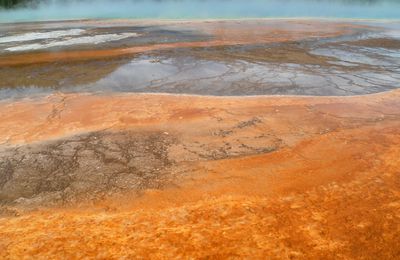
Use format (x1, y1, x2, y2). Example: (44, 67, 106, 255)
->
(0, 0, 29, 8)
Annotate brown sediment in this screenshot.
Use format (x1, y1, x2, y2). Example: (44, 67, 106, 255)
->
(348, 37, 400, 49)
(0, 57, 131, 88)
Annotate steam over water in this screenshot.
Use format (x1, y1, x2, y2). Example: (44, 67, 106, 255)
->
(1, 0, 400, 23)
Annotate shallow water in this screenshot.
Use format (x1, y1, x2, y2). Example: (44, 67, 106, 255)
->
(0, 19, 399, 99)
(57, 49, 400, 96)
(1, 37, 400, 98)
(1, 0, 400, 23)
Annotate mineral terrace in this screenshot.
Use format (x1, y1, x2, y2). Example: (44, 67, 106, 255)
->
(0, 19, 399, 259)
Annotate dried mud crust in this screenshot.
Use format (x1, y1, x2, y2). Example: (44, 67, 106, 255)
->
(0, 119, 283, 210)
(0, 131, 176, 208)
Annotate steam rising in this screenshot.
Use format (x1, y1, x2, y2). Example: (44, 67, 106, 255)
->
(1, 0, 400, 23)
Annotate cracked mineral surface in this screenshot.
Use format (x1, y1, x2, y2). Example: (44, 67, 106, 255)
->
(0, 19, 400, 259)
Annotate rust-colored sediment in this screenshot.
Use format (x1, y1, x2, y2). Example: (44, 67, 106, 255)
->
(0, 89, 400, 258)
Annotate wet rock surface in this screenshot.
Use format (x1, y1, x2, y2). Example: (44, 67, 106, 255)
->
(2, 38, 400, 97)
(0, 20, 399, 98)
(97, 38, 400, 96)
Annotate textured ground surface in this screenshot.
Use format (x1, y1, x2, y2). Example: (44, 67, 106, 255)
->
(0, 19, 400, 259)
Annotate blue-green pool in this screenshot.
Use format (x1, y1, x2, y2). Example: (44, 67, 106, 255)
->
(1, 0, 400, 23)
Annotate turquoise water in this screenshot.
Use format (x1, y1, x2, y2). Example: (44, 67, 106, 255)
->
(1, 0, 400, 23)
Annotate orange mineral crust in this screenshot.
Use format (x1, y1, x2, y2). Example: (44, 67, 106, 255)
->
(0, 127, 399, 259)
(0, 90, 400, 259)
(0, 89, 399, 145)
